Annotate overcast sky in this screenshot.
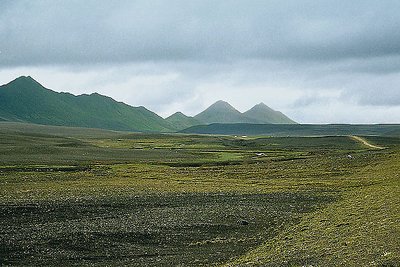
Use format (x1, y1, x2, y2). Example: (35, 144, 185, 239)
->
(1, 0, 400, 123)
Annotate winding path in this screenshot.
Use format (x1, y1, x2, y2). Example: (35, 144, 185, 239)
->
(349, 135, 385, 150)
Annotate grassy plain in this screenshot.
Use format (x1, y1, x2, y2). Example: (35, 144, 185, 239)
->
(0, 123, 399, 266)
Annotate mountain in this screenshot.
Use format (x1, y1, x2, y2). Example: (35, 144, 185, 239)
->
(165, 112, 203, 130)
(194, 100, 253, 124)
(0, 76, 174, 132)
(243, 102, 296, 124)
(194, 100, 296, 125)
(0, 77, 297, 132)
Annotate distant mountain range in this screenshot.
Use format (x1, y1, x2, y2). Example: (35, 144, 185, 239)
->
(194, 100, 295, 125)
(0, 76, 296, 132)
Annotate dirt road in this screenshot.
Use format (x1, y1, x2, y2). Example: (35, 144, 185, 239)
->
(350, 135, 385, 150)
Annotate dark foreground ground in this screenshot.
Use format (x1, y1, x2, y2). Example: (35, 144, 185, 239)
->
(1, 193, 334, 266)
(0, 123, 399, 266)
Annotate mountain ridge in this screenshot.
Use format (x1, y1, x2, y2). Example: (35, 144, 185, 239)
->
(0, 76, 297, 132)
(243, 102, 296, 124)
(0, 76, 175, 132)
(194, 100, 296, 125)
(194, 100, 251, 124)
(165, 112, 203, 130)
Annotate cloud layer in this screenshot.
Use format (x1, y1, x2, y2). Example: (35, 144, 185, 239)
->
(1, 0, 400, 122)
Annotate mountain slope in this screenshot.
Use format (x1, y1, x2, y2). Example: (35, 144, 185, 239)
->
(0, 76, 174, 132)
(0, 77, 297, 132)
(194, 100, 296, 125)
(165, 112, 203, 130)
(243, 102, 296, 124)
(194, 100, 254, 124)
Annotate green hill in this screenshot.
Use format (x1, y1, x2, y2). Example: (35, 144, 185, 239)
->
(165, 112, 203, 131)
(0, 77, 297, 132)
(194, 100, 254, 124)
(0, 76, 174, 132)
(243, 102, 296, 124)
(193, 100, 296, 125)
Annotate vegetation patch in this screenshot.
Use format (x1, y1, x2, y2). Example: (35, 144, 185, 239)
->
(0, 123, 398, 266)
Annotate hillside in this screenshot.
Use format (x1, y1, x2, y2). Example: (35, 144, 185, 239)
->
(0, 76, 174, 132)
(165, 112, 203, 130)
(194, 100, 250, 124)
(243, 102, 296, 124)
(0, 77, 297, 132)
(194, 100, 296, 125)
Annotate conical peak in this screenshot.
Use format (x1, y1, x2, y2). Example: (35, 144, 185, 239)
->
(249, 102, 274, 111)
(208, 100, 237, 110)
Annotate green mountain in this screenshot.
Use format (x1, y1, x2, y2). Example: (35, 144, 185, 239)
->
(0, 77, 297, 132)
(165, 112, 203, 131)
(0, 76, 174, 132)
(194, 100, 296, 125)
(243, 102, 296, 124)
(194, 100, 254, 124)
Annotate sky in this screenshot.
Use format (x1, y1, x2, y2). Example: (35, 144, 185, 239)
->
(1, 0, 400, 123)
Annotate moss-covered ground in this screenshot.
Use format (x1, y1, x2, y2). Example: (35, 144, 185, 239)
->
(0, 123, 399, 266)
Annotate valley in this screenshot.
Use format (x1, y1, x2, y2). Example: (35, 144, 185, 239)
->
(0, 123, 399, 266)
(2, 2, 400, 266)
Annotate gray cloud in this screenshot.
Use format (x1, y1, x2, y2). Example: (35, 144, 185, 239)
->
(1, 0, 400, 123)
(1, 0, 400, 66)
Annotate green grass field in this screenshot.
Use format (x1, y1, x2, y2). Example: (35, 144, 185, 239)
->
(0, 123, 399, 266)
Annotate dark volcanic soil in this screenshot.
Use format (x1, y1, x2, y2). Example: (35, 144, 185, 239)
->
(0, 192, 334, 266)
